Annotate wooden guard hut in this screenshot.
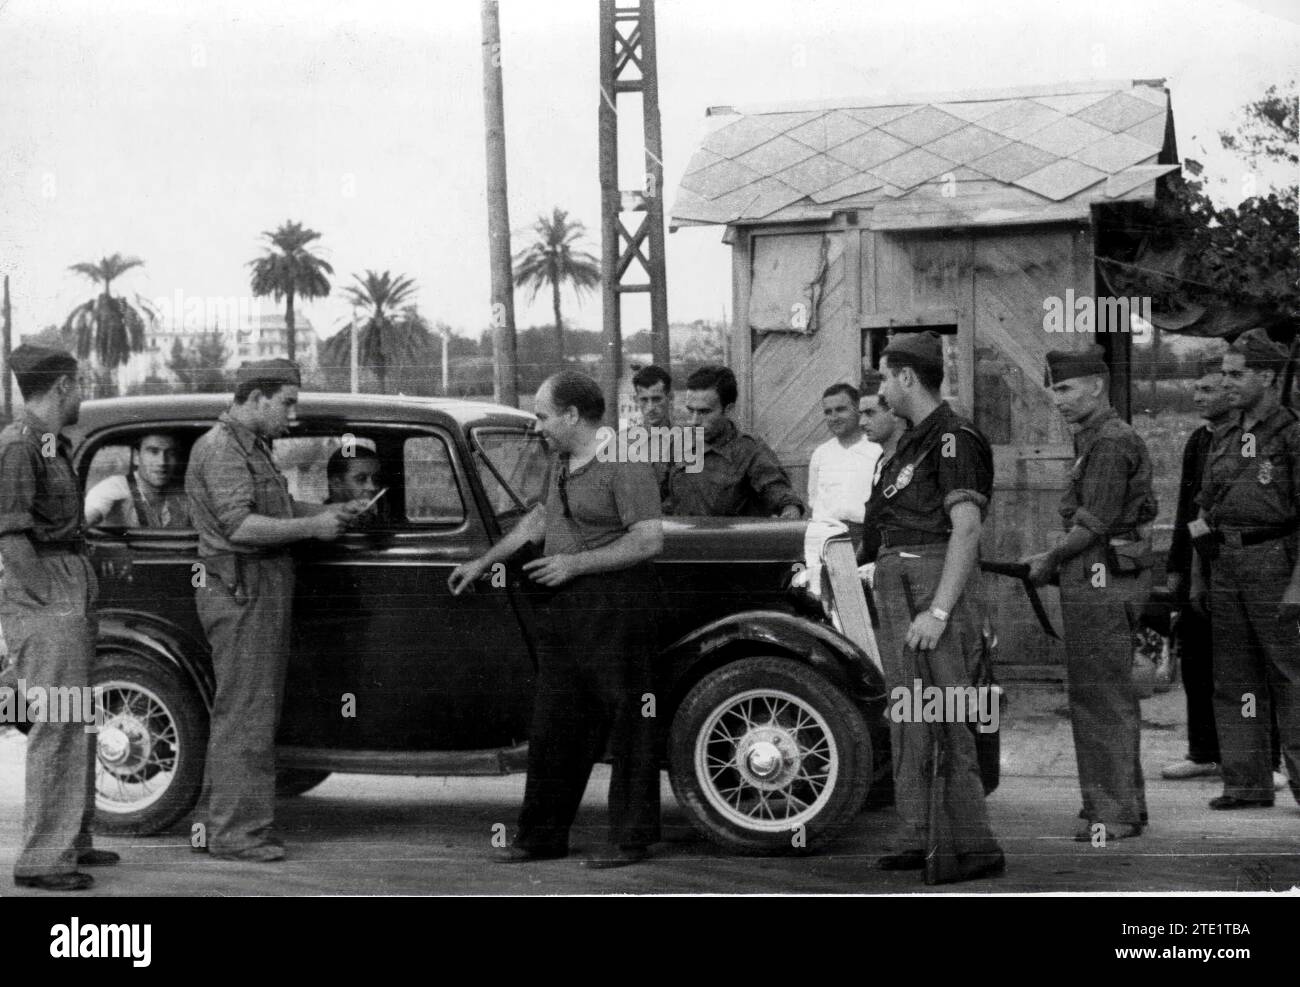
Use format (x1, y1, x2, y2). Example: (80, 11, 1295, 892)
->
(670, 79, 1180, 673)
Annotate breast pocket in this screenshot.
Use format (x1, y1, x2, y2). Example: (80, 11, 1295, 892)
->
(253, 472, 293, 518)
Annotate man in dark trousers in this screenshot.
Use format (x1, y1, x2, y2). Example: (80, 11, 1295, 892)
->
(1024, 346, 1157, 843)
(185, 359, 357, 861)
(448, 370, 664, 868)
(664, 365, 804, 518)
(1189, 328, 1299, 809)
(1, 345, 117, 891)
(868, 331, 1005, 883)
(1162, 353, 1232, 781)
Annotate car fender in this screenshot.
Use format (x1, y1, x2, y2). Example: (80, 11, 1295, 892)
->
(660, 609, 889, 714)
(96, 610, 214, 709)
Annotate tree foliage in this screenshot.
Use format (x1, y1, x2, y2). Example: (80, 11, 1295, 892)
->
(319, 271, 435, 392)
(62, 253, 153, 369)
(168, 332, 231, 393)
(513, 207, 600, 366)
(248, 220, 333, 364)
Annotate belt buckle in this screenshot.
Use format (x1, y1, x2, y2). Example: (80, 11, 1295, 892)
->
(1221, 529, 1243, 549)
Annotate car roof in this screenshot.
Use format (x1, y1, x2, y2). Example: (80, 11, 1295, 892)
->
(72, 392, 535, 440)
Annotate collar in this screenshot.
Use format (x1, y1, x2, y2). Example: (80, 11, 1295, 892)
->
(20, 409, 69, 451)
(1075, 405, 1117, 437)
(897, 401, 953, 452)
(1238, 390, 1281, 433)
(218, 410, 271, 457)
(706, 418, 740, 453)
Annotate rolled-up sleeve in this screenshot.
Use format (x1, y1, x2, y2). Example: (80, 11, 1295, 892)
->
(937, 428, 992, 518)
(0, 443, 38, 536)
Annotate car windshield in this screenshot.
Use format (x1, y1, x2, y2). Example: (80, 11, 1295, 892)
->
(471, 427, 549, 522)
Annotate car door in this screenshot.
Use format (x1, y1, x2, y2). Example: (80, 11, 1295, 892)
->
(279, 421, 536, 754)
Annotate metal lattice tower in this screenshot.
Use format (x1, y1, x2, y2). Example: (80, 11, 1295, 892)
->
(598, 0, 670, 424)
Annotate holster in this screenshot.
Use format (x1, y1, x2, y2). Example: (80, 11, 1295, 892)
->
(1189, 530, 1220, 564)
(1106, 534, 1154, 577)
(205, 554, 248, 605)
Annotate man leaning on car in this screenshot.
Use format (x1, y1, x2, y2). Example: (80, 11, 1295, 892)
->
(184, 359, 363, 862)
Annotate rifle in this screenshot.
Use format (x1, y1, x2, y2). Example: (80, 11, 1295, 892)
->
(900, 572, 960, 886)
(979, 559, 1060, 639)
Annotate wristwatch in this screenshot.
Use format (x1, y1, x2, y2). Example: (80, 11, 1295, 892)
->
(927, 607, 950, 622)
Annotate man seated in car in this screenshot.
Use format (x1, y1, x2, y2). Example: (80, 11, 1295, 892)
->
(85, 432, 191, 528)
(325, 446, 386, 526)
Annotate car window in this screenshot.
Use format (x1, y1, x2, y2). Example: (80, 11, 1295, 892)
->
(472, 429, 548, 518)
(85, 444, 132, 494)
(273, 436, 339, 504)
(403, 435, 465, 524)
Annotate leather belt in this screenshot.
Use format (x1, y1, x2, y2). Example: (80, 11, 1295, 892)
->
(1214, 523, 1297, 549)
(32, 539, 86, 555)
(879, 527, 949, 548)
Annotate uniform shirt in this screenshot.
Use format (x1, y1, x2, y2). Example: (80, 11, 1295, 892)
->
(664, 419, 804, 517)
(1167, 422, 1216, 581)
(85, 473, 192, 529)
(807, 432, 880, 524)
(1195, 394, 1300, 529)
(1059, 406, 1157, 537)
(0, 411, 83, 544)
(872, 401, 992, 537)
(185, 411, 293, 558)
(542, 453, 661, 557)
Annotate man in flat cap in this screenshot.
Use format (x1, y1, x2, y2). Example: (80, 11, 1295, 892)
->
(1188, 328, 1299, 810)
(867, 331, 1005, 883)
(1024, 345, 1157, 843)
(663, 364, 804, 519)
(185, 359, 363, 860)
(1, 345, 116, 891)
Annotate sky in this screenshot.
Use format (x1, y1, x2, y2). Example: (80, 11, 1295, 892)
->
(1, 0, 1297, 347)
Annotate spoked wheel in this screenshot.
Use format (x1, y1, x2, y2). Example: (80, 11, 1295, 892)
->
(669, 656, 872, 854)
(92, 653, 206, 835)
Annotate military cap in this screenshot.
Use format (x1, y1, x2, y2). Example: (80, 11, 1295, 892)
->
(9, 343, 78, 393)
(1229, 328, 1289, 370)
(234, 358, 301, 390)
(882, 330, 944, 371)
(1044, 346, 1107, 386)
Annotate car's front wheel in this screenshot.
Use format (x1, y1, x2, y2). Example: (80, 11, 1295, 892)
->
(668, 656, 872, 855)
(93, 652, 206, 836)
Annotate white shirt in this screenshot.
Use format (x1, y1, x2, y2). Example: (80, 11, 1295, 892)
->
(807, 432, 880, 524)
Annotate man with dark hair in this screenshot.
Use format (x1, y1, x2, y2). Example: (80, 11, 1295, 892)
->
(632, 364, 673, 429)
(1024, 345, 1157, 842)
(1189, 328, 1299, 809)
(859, 372, 904, 466)
(85, 433, 190, 528)
(664, 364, 803, 518)
(1, 344, 116, 891)
(448, 369, 663, 868)
(185, 359, 361, 861)
(868, 331, 1004, 882)
(325, 446, 381, 505)
(808, 382, 877, 551)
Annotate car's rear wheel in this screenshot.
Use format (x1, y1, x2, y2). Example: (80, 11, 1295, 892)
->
(275, 768, 331, 797)
(668, 656, 872, 855)
(93, 652, 206, 836)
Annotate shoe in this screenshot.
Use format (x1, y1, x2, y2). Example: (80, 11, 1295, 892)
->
(77, 849, 119, 867)
(1208, 795, 1273, 810)
(1074, 821, 1143, 842)
(15, 872, 94, 891)
(876, 849, 926, 871)
(954, 849, 1006, 882)
(494, 844, 567, 864)
(1162, 759, 1218, 780)
(1274, 770, 1288, 791)
(210, 842, 286, 862)
(582, 845, 649, 870)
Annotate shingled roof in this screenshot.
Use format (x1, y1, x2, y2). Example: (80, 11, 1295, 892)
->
(671, 79, 1179, 231)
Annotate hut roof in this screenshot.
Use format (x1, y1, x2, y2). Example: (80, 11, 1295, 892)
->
(670, 79, 1179, 231)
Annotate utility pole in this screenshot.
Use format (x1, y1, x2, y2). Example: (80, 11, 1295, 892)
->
(481, 0, 519, 407)
(598, 0, 671, 426)
(350, 305, 359, 394)
(2, 274, 11, 419)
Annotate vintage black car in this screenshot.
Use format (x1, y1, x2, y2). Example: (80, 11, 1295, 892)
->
(11, 393, 908, 853)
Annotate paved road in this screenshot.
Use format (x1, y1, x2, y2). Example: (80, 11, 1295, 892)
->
(1, 686, 1296, 896)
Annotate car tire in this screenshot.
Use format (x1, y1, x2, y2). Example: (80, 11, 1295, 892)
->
(669, 656, 873, 855)
(92, 651, 207, 836)
(275, 769, 331, 798)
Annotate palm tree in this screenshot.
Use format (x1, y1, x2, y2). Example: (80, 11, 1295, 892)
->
(63, 254, 153, 370)
(327, 270, 431, 392)
(248, 220, 333, 364)
(512, 207, 600, 366)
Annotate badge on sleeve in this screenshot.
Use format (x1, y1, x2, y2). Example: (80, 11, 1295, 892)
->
(1258, 460, 1273, 485)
